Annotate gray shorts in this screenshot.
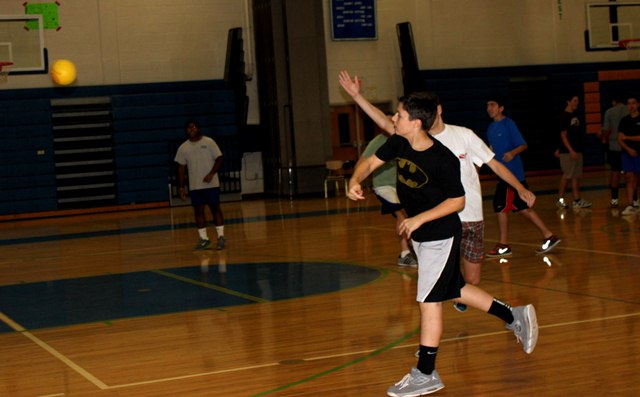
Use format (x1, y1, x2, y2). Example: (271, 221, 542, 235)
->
(412, 231, 466, 303)
(559, 153, 583, 178)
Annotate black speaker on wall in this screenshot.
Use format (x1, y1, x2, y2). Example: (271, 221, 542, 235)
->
(396, 22, 427, 95)
(224, 27, 248, 125)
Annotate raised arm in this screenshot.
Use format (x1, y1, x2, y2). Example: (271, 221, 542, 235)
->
(338, 70, 395, 134)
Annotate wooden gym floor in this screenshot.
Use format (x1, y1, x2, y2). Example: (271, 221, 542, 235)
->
(0, 170, 638, 396)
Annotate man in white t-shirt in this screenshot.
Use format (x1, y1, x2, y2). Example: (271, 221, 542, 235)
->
(338, 71, 535, 313)
(175, 119, 226, 250)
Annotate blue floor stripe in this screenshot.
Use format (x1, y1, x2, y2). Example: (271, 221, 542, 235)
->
(0, 184, 610, 248)
(0, 205, 381, 247)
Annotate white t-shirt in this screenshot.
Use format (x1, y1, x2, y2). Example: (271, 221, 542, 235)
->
(431, 124, 495, 222)
(174, 136, 223, 191)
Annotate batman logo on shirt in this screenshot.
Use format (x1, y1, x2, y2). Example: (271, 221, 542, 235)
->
(397, 158, 428, 188)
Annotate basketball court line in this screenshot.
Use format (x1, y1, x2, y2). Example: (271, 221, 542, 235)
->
(21, 309, 632, 394)
(0, 180, 633, 394)
(484, 238, 640, 259)
(151, 268, 269, 303)
(0, 312, 109, 390)
(3, 268, 639, 394)
(366, 226, 640, 259)
(0, 205, 381, 247)
(106, 362, 282, 389)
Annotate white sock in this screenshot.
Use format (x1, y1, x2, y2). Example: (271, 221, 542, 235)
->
(198, 228, 208, 240)
(216, 226, 224, 238)
(400, 250, 411, 258)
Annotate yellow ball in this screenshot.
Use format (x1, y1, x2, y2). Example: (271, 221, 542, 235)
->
(50, 59, 77, 86)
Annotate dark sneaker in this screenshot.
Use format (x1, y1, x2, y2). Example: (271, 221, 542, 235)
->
(387, 368, 444, 397)
(535, 235, 561, 254)
(486, 243, 512, 258)
(194, 238, 212, 250)
(216, 236, 226, 250)
(397, 254, 418, 268)
(453, 302, 467, 312)
(506, 304, 538, 354)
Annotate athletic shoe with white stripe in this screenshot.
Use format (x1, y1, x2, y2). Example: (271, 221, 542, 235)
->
(486, 243, 512, 258)
(535, 235, 561, 254)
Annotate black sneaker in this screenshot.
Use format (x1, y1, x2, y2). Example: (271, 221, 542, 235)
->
(194, 238, 212, 250)
(397, 254, 418, 268)
(536, 235, 561, 254)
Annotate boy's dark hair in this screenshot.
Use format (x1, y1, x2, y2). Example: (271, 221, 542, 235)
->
(564, 93, 579, 103)
(184, 118, 200, 130)
(611, 93, 625, 104)
(626, 94, 639, 102)
(487, 95, 508, 109)
(398, 91, 440, 132)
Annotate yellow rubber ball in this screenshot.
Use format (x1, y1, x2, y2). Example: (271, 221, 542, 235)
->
(50, 59, 77, 86)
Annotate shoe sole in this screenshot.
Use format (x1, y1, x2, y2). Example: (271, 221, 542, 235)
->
(387, 384, 444, 397)
(522, 304, 538, 354)
(535, 239, 562, 254)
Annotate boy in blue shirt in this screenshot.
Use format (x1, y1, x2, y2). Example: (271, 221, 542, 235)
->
(485, 97, 561, 257)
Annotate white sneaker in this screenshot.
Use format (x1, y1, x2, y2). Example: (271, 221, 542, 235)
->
(622, 205, 637, 215)
(610, 198, 619, 207)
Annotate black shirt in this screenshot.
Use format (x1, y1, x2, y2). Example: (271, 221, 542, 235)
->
(558, 111, 583, 153)
(618, 113, 640, 152)
(376, 134, 464, 242)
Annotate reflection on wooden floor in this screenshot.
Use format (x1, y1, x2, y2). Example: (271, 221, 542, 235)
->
(0, 170, 639, 396)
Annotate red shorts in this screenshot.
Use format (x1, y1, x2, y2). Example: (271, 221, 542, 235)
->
(493, 180, 530, 213)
